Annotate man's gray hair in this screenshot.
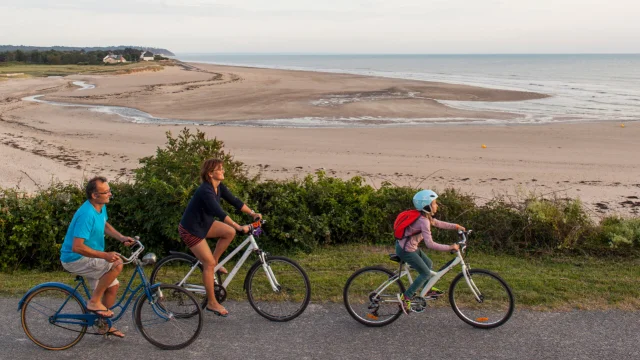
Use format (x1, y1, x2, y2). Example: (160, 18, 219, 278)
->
(85, 176, 108, 200)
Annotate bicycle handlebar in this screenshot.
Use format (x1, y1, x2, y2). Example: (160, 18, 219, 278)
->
(455, 230, 472, 254)
(242, 219, 266, 235)
(116, 237, 144, 264)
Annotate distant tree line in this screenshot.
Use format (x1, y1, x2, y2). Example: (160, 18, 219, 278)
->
(0, 45, 174, 56)
(0, 48, 144, 65)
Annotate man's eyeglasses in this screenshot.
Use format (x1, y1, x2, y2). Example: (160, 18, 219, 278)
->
(95, 190, 112, 195)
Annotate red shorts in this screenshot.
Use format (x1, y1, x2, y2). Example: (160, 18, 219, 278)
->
(178, 224, 205, 248)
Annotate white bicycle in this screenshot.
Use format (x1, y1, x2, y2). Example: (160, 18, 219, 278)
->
(150, 220, 311, 321)
(343, 230, 515, 328)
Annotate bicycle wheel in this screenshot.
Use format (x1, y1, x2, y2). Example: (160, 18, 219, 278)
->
(449, 268, 515, 329)
(21, 286, 87, 350)
(134, 284, 203, 350)
(245, 256, 311, 322)
(150, 254, 207, 314)
(343, 266, 405, 327)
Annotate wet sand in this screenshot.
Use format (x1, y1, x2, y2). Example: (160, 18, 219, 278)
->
(1, 63, 638, 218)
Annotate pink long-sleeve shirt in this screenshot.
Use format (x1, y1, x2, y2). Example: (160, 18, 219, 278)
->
(397, 216, 457, 252)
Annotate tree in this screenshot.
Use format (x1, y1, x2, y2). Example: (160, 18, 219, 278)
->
(15, 49, 26, 62)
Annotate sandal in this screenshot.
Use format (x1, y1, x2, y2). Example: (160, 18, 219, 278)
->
(86, 307, 114, 318)
(108, 327, 125, 338)
(205, 306, 228, 317)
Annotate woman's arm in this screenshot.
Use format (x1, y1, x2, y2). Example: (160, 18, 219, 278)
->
(239, 204, 261, 220)
(222, 215, 246, 232)
(219, 183, 245, 211)
(220, 183, 261, 220)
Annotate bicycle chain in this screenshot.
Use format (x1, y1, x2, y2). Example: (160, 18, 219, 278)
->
(48, 318, 115, 336)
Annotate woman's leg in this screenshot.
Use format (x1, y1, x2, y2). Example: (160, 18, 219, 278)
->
(189, 240, 227, 314)
(206, 221, 236, 267)
(396, 244, 431, 298)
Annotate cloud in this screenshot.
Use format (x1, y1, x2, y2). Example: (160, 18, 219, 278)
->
(1, 0, 388, 18)
(1, 0, 639, 53)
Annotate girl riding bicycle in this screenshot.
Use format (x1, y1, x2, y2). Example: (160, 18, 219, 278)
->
(396, 189, 464, 314)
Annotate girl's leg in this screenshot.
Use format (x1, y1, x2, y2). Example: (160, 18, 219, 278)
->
(206, 221, 236, 269)
(418, 250, 433, 271)
(418, 250, 436, 293)
(396, 244, 431, 297)
(189, 240, 227, 314)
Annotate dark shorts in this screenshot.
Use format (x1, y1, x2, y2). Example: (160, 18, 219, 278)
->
(178, 224, 205, 248)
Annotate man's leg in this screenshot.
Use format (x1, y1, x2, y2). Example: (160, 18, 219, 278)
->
(103, 282, 125, 338)
(102, 282, 120, 310)
(87, 261, 123, 315)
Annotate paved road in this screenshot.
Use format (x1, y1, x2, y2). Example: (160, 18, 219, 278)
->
(2, 298, 639, 360)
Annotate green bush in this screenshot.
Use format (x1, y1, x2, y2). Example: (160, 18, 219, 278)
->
(1, 128, 638, 271)
(0, 184, 84, 271)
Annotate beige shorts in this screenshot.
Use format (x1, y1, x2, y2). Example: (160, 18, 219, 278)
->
(61, 257, 120, 290)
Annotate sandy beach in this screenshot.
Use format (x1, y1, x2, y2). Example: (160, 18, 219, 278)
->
(1, 63, 638, 218)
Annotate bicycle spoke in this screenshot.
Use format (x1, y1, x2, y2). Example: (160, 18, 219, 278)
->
(344, 266, 405, 327)
(449, 269, 514, 329)
(246, 256, 311, 322)
(21, 287, 87, 350)
(134, 285, 203, 350)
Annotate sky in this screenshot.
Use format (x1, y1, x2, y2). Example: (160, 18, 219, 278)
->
(1, 0, 639, 54)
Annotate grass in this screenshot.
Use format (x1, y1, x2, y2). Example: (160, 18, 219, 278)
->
(2, 244, 639, 311)
(0, 62, 163, 77)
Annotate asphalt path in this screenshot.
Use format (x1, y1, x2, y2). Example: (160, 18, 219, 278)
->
(2, 298, 639, 360)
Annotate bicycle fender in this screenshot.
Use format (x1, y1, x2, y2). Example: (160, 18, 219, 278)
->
(18, 282, 87, 311)
(168, 251, 197, 262)
(130, 283, 161, 323)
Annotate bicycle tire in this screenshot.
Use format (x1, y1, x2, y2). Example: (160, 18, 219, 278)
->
(343, 266, 405, 327)
(448, 268, 515, 329)
(21, 286, 87, 350)
(150, 254, 208, 314)
(134, 284, 203, 350)
(245, 256, 311, 322)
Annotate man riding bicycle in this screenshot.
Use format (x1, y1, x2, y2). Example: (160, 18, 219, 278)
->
(60, 176, 135, 337)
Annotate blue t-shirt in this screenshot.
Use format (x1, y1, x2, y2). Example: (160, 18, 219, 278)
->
(60, 200, 108, 263)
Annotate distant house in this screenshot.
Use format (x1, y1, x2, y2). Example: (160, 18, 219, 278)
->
(140, 51, 154, 61)
(103, 54, 127, 64)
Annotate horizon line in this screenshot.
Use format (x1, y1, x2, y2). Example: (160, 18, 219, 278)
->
(176, 52, 640, 56)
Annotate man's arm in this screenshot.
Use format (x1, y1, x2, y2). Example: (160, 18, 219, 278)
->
(71, 237, 119, 262)
(105, 222, 135, 246)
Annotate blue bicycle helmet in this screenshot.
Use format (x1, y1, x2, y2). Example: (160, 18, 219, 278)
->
(413, 189, 438, 213)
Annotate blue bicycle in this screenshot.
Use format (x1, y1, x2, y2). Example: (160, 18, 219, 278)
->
(18, 239, 203, 350)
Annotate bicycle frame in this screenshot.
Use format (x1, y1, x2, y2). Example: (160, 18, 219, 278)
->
(375, 231, 483, 303)
(18, 241, 166, 327)
(178, 227, 281, 293)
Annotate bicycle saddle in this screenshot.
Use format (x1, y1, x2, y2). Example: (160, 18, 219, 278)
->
(388, 254, 402, 263)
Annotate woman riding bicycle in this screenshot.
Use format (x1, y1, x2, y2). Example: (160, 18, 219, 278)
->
(396, 189, 464, 314)
(179, 158, 261, 316)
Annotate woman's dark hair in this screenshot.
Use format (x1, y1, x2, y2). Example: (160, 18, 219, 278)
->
(85, 176, 107, 200)
(200, 159, 224, 184)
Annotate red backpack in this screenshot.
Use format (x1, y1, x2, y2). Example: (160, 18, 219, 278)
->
(393, 209, 422, 240)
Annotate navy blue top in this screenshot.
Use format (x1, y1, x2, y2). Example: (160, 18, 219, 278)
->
(180, 182, 244, 239)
